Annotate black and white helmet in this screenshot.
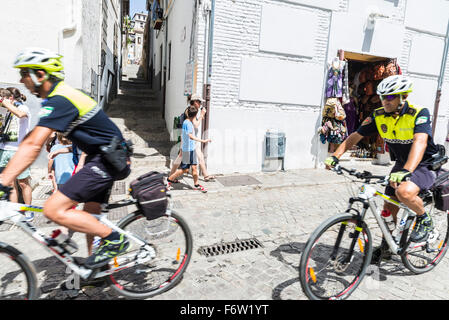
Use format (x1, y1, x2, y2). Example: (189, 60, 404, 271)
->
(376, 75, 413, 96)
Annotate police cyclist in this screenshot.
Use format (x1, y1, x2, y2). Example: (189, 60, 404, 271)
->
(0, 48, 131, 269)
(325, 75, 438, 262)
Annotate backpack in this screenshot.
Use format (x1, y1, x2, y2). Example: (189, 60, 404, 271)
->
(129, 171, 168, 220)
(176, 108, 188, 129)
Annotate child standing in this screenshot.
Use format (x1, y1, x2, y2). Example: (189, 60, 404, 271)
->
(167, 106, 211, 192)
(48, 133, 75, 192)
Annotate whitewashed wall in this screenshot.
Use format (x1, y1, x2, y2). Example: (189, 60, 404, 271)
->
(204, 0, 337, 174)
(164, 0, 196, 138)
(158, 0, 449, 174)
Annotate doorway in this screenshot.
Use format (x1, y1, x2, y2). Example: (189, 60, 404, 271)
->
(342, 51, 400, 160)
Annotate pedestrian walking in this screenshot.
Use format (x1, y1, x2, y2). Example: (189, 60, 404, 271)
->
(169, 94, 215, 183)
(0, 88, 33, 220)
(167, 106, 211, 192)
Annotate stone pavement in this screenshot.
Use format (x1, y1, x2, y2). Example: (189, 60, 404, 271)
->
(3, 159, 449, 300)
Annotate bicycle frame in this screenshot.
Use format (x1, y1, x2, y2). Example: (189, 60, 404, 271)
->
(0, 200, 158, 280)
(348, 182, 417, 255)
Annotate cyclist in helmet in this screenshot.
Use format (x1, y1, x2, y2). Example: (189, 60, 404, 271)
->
(325, 75, 439, 262)
(0, 48, 131, 269)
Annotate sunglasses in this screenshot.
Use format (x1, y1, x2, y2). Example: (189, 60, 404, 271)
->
(379, 94, 398, 102)
(19, 69, 30, 77)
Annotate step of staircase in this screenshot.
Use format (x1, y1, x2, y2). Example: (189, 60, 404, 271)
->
(106, 70, 173, 170)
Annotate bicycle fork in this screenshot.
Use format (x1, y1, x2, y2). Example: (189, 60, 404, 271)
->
(330, 199, 369, 266)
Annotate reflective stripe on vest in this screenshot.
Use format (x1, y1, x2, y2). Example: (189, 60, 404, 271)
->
(374, 104, 422, 144)
(47, 81, 100, 135)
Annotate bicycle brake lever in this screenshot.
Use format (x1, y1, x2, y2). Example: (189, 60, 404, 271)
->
(333, 165, 343, 175)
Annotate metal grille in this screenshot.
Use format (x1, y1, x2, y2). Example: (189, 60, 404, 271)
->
(198, 238, 263, 257)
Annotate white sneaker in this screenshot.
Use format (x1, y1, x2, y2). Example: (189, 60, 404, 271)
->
(24, 211, 35, 222)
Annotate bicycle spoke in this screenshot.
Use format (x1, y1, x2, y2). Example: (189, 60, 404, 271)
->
(301, 216, 371, 300)
(107, 212, 192, 298)
(0, 252, 30, 300)
(401, 206, 449, 273)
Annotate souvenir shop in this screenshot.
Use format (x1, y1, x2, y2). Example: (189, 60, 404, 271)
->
(319, 50, 401, 159)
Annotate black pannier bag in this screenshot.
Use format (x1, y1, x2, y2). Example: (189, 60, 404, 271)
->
(129, 171, 168, 220)
(432, 169, 449, 211)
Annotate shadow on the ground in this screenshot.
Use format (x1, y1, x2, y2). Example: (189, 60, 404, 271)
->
(269, 241, 415, 300)
(28, 256, 126, 300)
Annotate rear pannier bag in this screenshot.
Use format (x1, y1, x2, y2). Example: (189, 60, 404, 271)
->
(129, 171, 168, 220)
(432, 169, 449, 211)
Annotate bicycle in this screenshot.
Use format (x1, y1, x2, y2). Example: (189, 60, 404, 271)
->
(0, 194, 192, 300)
(299, 164, 449, 300)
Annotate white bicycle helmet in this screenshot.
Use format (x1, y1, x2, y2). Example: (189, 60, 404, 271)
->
(376, 75, 413, 96)
(13, 47, 65, 80)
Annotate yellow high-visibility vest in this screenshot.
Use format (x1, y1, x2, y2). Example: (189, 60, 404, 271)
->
(47, 81, 97, 116)
(374, 103, 423, 145)
(47, 81, 100, 135)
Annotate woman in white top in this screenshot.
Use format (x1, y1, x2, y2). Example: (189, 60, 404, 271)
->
(0, 88, 32, 213)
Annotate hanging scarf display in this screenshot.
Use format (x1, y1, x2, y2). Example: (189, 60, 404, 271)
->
(326, 59, 344, 98)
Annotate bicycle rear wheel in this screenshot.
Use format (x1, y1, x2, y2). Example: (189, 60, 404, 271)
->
(299, 213, 373, 300)
(401, 204, 449, 274)
(0, 242, 39, 300)
(106, 210, 192, 299)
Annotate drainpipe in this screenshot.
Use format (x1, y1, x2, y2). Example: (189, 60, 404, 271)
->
(58, 0, 77, 55)
(432, 20, 449, 137)
(201, 0, 215, 168)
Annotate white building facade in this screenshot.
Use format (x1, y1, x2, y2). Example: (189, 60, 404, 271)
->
(147, 0, 449, 174)
(133, 12, 148, 63)
(0, 0, 127, 109)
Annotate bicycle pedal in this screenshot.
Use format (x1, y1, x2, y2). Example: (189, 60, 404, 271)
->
(427, 231, 439, 244)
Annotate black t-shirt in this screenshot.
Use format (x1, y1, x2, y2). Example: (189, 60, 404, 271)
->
(37, 82, 123, 155)
(357, 102, 438, 166)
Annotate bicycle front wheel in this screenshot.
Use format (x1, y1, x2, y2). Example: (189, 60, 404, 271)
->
(106, 210, 192, 299)
(299, 213, 373, 300)
(0, 242, 39, 300)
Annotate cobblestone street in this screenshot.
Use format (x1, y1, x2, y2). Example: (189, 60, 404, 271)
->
(3, 161, 449, 300)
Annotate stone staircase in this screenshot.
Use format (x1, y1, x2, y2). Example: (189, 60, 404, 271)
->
(106, 64, 176, 181)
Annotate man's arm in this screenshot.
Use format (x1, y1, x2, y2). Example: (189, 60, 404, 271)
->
(332, 132, 364, 159)
(402, 133, 428, 173)
(0, 126, 54, 186)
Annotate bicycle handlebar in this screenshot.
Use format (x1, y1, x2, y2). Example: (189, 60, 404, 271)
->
(333, 164, 389, 185)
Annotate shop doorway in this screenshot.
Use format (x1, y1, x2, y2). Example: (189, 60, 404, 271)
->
(321, 50, 401, 160)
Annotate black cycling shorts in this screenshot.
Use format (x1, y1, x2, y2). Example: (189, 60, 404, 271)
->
(59, 154, 130, 204)
(385, 163, 436, 197)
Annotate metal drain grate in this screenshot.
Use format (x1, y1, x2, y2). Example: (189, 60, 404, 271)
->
(198, 238, 263, 257)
